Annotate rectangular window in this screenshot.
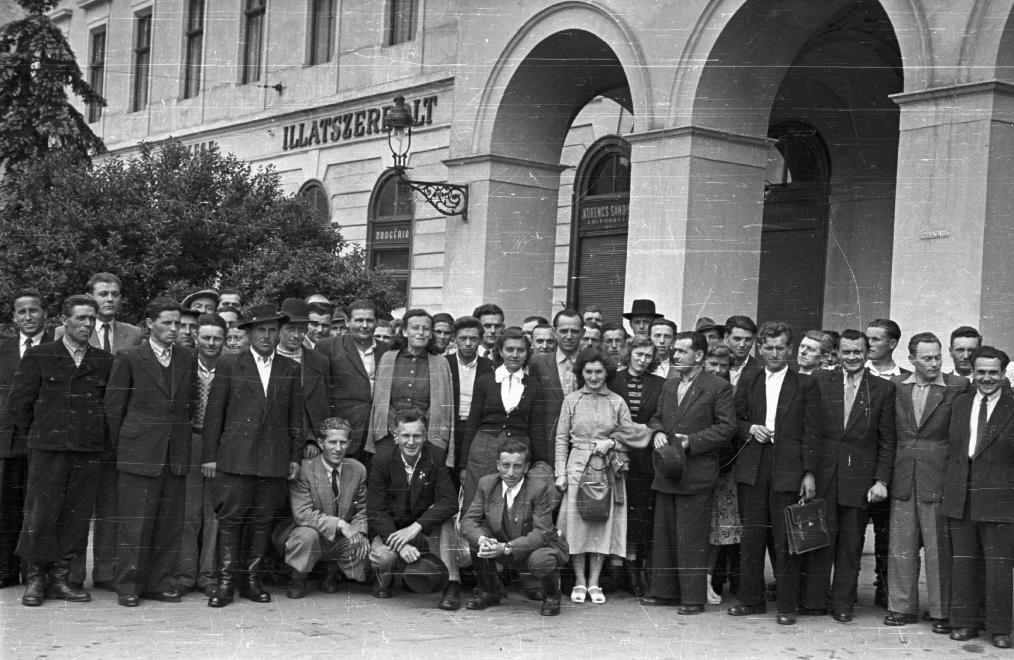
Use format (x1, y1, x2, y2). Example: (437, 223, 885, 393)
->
(182, 0, 205, 99)
(242, 0, 266, 84)
(308, 0, 335, 65)
(387, 0, 415, 46)
(131, 11, 152, 112)
(87, 27, 105, 123)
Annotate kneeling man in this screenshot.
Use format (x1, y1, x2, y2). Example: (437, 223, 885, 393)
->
(367, 407, 457, 603)
(460, 438, 568, 616)
(274, 417, 369, 599)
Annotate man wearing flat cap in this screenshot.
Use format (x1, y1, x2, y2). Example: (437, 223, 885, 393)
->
(202, 304, 303, 608)
(182, 289, 220, 315)
(623, 299, 663, 339)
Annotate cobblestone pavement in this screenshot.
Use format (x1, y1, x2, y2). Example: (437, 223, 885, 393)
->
(0, 538, 1006, 659)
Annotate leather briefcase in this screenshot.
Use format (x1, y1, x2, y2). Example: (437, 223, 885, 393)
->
(784, 498, 830, 555)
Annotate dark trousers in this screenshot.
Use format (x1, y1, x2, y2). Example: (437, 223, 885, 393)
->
(864, 498, 890, 594)
(737, 468, 805, 613)
(70, 460, 118, 585)
(213, 472, 288, 560)
(949, 516, 1014, 634)
(807, 477, 867, 614)
(472, 547, 561, 580)
(0, 455, 28, 580)
(114, 468, 186, 596)
(17, 451, 99, 564)
(648, 490, 712, 605)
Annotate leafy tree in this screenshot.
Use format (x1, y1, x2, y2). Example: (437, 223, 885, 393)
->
(0, 140, 403, 324)
(0, 0, 105, 177)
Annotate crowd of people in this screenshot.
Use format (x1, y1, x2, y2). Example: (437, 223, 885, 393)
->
(0, 273, 1011, 648)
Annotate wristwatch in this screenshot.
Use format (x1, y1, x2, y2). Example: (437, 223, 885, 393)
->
(503, 543, 512, 556)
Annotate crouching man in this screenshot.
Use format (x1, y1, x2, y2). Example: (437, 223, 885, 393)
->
(459, 439, 569, 616)
(273, 417, 369, 598)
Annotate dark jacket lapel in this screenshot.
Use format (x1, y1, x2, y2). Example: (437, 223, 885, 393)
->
(408, 450, 433, 507)
(344, 335, 370, 381)
(775, 369, 796, 428)
(919, 384, 944, 428)
(488, 479, 506, 539)
(138, 342, 170, 396)
(843, 373, 870, 435)
(238, 351, 266, 401)
(976, 389, 1014, 458)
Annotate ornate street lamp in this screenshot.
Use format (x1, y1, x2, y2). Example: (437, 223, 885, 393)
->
(384, 95, 469, 221)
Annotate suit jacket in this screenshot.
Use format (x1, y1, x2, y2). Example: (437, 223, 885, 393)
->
(56, 319, 141, 354)
(3, 340, 113, 453)
(611, 369, 665, 475)
(891, 373, 969, 502)
(814, 368, 897, 508)
(299, 348, 333, 441)
(733, 368, 820, 492)
(0, 330, 53, 456)
(105, 342, 197, 477)
(446, 353, 494, 420)
(527, 351, 569, 467)
(317, 334, 386, 455)
(941, 387, 1014, 522)
(461, 371, 538, 462)
(459, 473, 568, 561)
(366, 444, 457, 541)
(278, 456, 368, 542)
(202, 350, 303, 478)
(648, 369, 736, 495)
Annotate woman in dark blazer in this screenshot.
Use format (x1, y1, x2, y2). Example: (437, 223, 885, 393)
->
(460, 328, 539, 509)
(611, 336, 665, 596)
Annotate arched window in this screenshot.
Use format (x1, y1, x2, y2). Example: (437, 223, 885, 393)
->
(298, 179, 331, 223)
(367, 171, 414, 302)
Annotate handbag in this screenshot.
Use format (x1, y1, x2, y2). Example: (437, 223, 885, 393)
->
(784, 498, 830, 555)
(576, 454, 612, 522)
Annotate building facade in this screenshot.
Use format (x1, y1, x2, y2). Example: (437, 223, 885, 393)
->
(44, 0, 1014, 352)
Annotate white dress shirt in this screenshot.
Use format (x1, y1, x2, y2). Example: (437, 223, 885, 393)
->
(765, 367, 788, 433)
(357, 341, 377, 393)
(495, 365, 525, 414)
(456, 355, 479, 419)
(252, 348, 274, 395)
(18, 331, 44, 358)
(502, 477, 525, 510)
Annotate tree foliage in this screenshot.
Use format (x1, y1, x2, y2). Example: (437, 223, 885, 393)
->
(0, 0, 106, 177)
(0, 140, 403, 323)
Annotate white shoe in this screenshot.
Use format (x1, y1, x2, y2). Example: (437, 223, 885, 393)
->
(707, 578, 722, 605)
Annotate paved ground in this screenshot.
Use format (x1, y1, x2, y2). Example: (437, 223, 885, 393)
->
(0, 536, 1006, 659)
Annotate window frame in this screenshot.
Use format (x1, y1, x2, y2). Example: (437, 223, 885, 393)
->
(298, 179, 331, 223)
(241, 0, 267, 84)
(182, 0, 205, 99)
(386, 0, 416, 46)
(307, 0, 336, 65)
(131, 10, 152, 113)
(87, 25, 106, 123)
(367, 171, 415, 304)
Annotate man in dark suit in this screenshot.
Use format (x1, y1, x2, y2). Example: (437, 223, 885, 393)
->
(0, 288, 51, 588)
(884, 331, 968, 630)
(808, 329, 896, 623)
(528, 309, 583, 469)
(105, 297, 197, 607)
(366, 407, 457, 601)
(459, 438, 569, 616)
(728, 321, 820, 626)
(5, 295, 113, 607)
(724, 315, 762, 389)
(942, 346, 1014, 648)
(202, 304, 303, 608)
(273, 417, 369, 599)
(303, 301, 333, 352)
(317, 299, 386, 461)
(446, 316, 494, 489)
(641, 330, 736, 614)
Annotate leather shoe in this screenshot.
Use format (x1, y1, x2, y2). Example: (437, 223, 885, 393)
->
(798, 607, 828, 616)
(993, 634, 1012, 649)
(540, 594, 561, 616)
(639, 596, 678, 606)
(728, 604, 766, 616)
(118, 594, 140, 607)
(678, 604, 705, 615)
(884, 611, 918, 626)
(526, 589, 545, 602)
(142, 589, 182, 603)
(949, 627, 979, 641)
(371, 583, 392, 599)
(287, 573, 307, 599)
(438, 581, 461, 611)
(777, 612, 797, 626)
(833, 611, 853, 623)
(465, 591, 501, 611)
(930, 619, 952, 634)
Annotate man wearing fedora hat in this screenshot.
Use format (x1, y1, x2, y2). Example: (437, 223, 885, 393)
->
(695, 318, 725, 351)
(202, 303, 303, 608)
(623, 299, 663, 339)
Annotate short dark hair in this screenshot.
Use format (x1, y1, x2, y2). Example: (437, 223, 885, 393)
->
(12, 288, 44, 306)
(583, 321, 602, 334)
(626, 336, 655, 361)
(402, 308, 433, 328)
(553, 309, 582, 328)
(143, 297, 184, 322)
(452, 315, 481, 335)
(573, 348, 610, 388)
(432, 312, 454, 327)
(497, 438, 530, 463)
(531, 323, 554, 335)
(706, 344, 732, 361)
(348, 299, 378, 316)
(197, 313, 228, 333)
(803, 330, 833, 355)
(61, 294, 98, 317)
(838, 328, 869, 351)
(950, 325, 982, 347)
(822, 329, 841, 346)
(650, 318, 677, 334)
(472, 303, 504, 321)
(868, 318, 902, 342)
(675, 330, 708, 354)
(86, 272, 122, 293)
(394, 406, 428, 429)
(582, 305, 603, 315)
(376, 319, 394, 330)
(307, 302, 333, 316)
(724, 315, 757, 336)
(602, 323, 628, 338)
(970, 345, 1010, 373)
(758, 320, 793, 346)
(493, 326, 531, 367)
(523, 315, 549, 326)
(219, 287, 241, 297)
(907, 331, 940, 356)
(180, 308, 199, 320)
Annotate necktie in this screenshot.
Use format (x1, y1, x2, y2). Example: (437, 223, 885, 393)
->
(102, 323, 111, 352)
(844, 377, 858, 425)
(973, 394, 989, 457)
(22, 336, 31, 358)
(331, 467, 340, 498)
